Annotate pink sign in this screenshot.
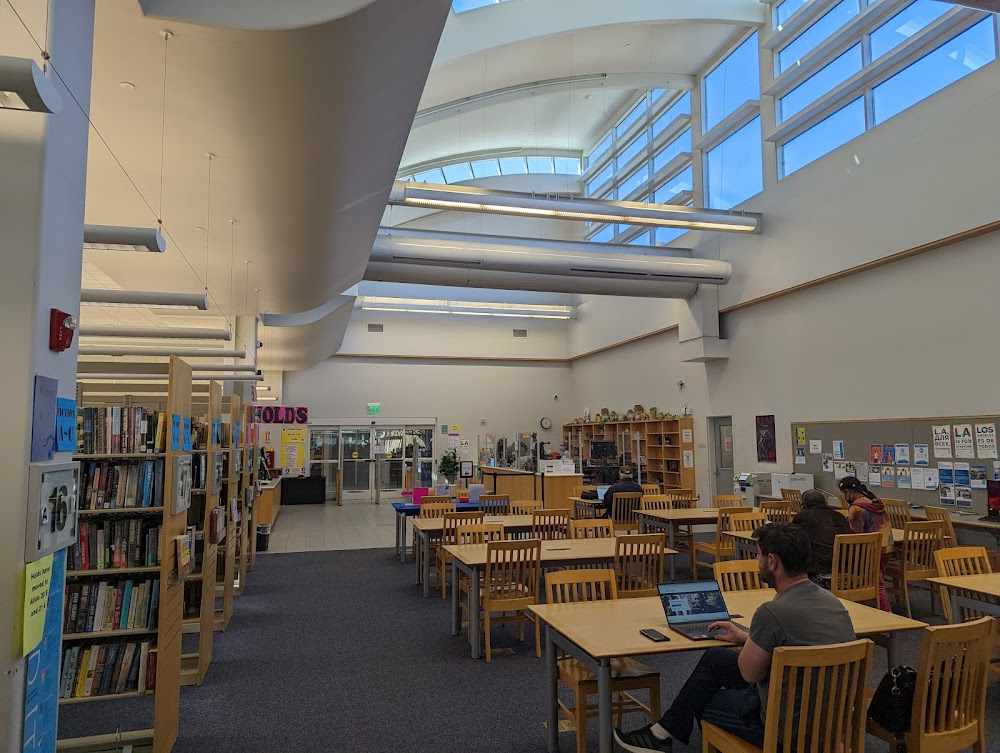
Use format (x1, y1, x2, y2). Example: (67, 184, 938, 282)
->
(253, 405, 308, 424)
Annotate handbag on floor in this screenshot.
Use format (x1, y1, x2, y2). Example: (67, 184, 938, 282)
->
(867, 665, 917, 752)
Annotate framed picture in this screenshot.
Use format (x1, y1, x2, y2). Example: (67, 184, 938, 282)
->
(460, 461, 474, 479)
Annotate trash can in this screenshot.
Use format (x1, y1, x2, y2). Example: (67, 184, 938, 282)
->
(256, 524, 272, 552)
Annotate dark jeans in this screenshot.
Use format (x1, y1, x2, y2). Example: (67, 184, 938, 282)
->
(658, 647, 765, 747)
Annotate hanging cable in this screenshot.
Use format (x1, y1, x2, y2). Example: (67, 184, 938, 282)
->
(157, 30, 172, 222)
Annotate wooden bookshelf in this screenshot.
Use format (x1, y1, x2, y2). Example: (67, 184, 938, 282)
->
(214, 394, 240, 630)
(58, 356, 190, 753)
(180, 381, 222, 686)
(235, 401, 255, 590)
(562, 415, 697, 492)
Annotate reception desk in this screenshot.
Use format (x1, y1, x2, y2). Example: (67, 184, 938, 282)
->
(257, 478, 282, 527)
(481, 467, 583, 509)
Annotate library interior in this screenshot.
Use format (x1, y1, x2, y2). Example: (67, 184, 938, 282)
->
(4, 0, 1000, 751)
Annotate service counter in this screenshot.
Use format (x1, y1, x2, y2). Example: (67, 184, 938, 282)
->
(480, 467, 583, 509)
(257, 478, 282, 527)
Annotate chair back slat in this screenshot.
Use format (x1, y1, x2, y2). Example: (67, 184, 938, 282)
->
(485, 539, 541, 605)
(611, 492, 643, 533)
(478, 494, 511, 515)
(546, 568, 618, 605)
(614, 533, 665, 598)
(761, 500, 794, 523)
(713, 494, 744, 509)
(569, 519, 614, 539)
(641, 483, 661, 496)
(639, 495, 673, 512)
(901, 520, 944, 577)
(419, 500, 456, 519)
(730, 511, 769, 533)
(924, 506, 957, 543)
(457, 522, 504, 545)
(450, 487, 469, 498)
(713, 560, 767, 592)
(531, 508, 571, 540)
(882, 498, 913, 531)
(831, 533, 882, 603)
(510, 500, 542, 515)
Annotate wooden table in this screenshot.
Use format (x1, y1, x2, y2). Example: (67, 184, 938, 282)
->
(391, 501, 479, 564)
(726, 527, 905, 560)
(532, 589, 926, 753)
(928, 573, 1000, 622)
(446, 538, 678, 660)
(639, 508, 722, 580)
(412, 514, 534, 596)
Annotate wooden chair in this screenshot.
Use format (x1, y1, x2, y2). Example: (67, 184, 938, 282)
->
(641, 483, 661, 495)
(779, 488, 803, 513)
(481, 539, 542, 662)
(614, 533, 666, 598)
(569, 519, 614, 539)
(611, 492, 643, 534)
(691, 508, 740, 579)
(830, 532, 882, 605)
(713, 559, 768, 592)
(572, 485, 597, 498)
(704, 639, 873, 753)
(415, 500, 456, 571)
(867, 618, 992, 753)
(882, 498, 912, 531)
(759, 500, 793, 524)
(457, 522, 504, 545)
(885, 520, 945, 618)
(669, 488, 696, 498)
(545, 569, 660, 753)
(728, 512, 769, 560)
(638, 495, 672, 512)
(924, 505, 957, 545)
(450, 486, 469, 498)
(510, 499, 543, 515)
(532, 508, 571, 541)
(478, 494, 510, 516)
(934, 546, 993, 624)
(437, 511, 484, 599)
(712, 495, 744, 509)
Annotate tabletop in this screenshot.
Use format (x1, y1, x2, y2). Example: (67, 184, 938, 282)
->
(411, 514, 534, 532)
(392, 501, 480, 514)
(443, 538, 678, 567)
(640, 508, 723, 523)
(726, 528, 905, 543)
(927, 572, 1000, 598)
(530, 589, 925, 660)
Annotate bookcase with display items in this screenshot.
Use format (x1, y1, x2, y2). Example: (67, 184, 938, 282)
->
(562, 414, 696, 492)
(214, 393, 241, 630)
(59, 358, 191, 753)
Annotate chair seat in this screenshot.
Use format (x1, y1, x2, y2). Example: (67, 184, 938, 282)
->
(557, 656, 657, 684)
(693, 541, 734, 557)
(702, 721, 761, 753)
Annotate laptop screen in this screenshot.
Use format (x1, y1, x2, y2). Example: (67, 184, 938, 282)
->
(596, 485, 611, 499)
(657, 581, 731, 625)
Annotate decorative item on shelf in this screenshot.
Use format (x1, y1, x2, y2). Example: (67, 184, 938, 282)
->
(609, 411, 619, 420)
(633, 404, 645, 415)
(437, 449, 460, 484)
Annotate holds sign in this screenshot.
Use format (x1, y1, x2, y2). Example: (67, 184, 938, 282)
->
(253, 405, 308, 424)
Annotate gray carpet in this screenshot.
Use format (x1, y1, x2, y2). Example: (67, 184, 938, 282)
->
(59, 549, 999, 752)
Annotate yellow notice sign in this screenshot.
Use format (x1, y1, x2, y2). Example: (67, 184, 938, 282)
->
(281, 427, 306, 443)
(23, 554, 54, 656)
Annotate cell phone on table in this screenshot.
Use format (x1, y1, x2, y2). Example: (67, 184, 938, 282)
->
(639, 628, 670, 642)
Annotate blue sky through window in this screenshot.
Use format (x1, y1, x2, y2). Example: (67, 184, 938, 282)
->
(777, 0, 859, 74)
(781, 98, 865, 177)
(704, 33, 760, 131)
(705, 117, 763, 210)
(779, 44, 862, 122)
(870, 0, 952, 61)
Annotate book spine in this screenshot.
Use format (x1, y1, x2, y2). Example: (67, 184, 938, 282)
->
(145, 647, 157, 693)
(148, 579, 160, 629)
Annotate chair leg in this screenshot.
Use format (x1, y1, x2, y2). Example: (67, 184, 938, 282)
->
(574, 690, 588, 753)
(440, 561, 447, 600)
(649, 680, 661, 721)
(903, 578, 912, 619)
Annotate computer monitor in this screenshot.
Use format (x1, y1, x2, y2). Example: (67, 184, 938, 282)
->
(591, 440, 617, 460)
(657, 581, 731, 625)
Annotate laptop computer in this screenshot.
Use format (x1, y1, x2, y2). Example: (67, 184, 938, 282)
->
(596, 484, 611, 500)
(657, 581, 734, 641)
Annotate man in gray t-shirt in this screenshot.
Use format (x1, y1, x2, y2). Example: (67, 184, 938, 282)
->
(615, 524, 855, 753)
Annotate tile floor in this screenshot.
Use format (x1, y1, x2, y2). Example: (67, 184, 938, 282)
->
(262, 499, 398, 553)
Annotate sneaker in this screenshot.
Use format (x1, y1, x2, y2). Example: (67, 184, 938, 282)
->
(614, 725, 673, 753)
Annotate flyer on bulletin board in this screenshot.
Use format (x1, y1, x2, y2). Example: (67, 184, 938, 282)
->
(975, 423, 998, 459)
(882, 444, 896, 465)
(894, 444, 910, 465)
(868, 466, 881, 487)
(953, 424, 975, 459)
(897, 467, 911, 488)
(870, 445, 883, 464)
(796, 427, 806, 446)
(910, 467, 925, 489)
(971, 465, 987, 489)
(795, 447, 806, 465)
(22, 549, 64, 753)
(832, 440, 844, 460)
(932, 425, 952, 458)
(913, 444, 929, 465)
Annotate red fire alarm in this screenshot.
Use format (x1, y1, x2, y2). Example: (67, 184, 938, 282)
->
(49, 309, 77, 352)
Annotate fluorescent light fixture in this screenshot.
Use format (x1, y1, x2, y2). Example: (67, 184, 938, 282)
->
(83, 225, 167, 253)
(388, 182, 761, 234)
(255, 396, 278, 402)
(77, 373, 263, 382)
(0, 56, 62, 113)
(80, 289, 210, 310)
(78, 326, 232, 341)
(77, 346, 247, 358)
(356, 296, 576, 320)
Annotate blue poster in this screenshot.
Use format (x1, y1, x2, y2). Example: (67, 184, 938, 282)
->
(23, 548, 66, 753)
(55, 398, 76, 452)
(233, 419, 241, 447)
(171, 414, 181, 452)
(211, 418, 221, 446)
(183, 417, 193, 451)
(31, 376, 58, 462)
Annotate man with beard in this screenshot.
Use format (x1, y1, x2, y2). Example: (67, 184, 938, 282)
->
(614, 524, 854, 752)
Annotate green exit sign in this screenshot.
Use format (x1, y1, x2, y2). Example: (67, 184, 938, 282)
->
(367, 403, 381, 415)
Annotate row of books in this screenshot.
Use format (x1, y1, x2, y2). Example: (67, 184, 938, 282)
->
(69, 520, 162, 571)
(191, 453, 208, 490)
(78, 402, 167, 455)
(59, 641, 157, 700)
(63, 578, 160, 634)
(79, 459, 164, 510)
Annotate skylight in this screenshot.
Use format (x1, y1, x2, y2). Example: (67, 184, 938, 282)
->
(452, 0, 511, 14)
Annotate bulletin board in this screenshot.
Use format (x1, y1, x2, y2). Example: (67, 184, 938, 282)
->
(791, 415, 1000, 516)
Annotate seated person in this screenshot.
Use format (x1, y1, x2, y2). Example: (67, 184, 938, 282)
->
(601, 465, 642, 518)
(792, 489, 852, 583)
(614, 523, 854, 752)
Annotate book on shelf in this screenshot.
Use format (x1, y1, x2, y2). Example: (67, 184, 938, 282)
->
(77, 404, 168, 455)
(59, 640, 156, 700)
(63, 578, 159, 634)
(209, 506, 225, 544)
(70, 520, 161, 572)
(175, 535, 192, 577)
(79, 458, 165, 510)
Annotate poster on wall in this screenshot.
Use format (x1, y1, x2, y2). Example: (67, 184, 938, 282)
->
(882, 445, 896, 466)
(855, 461, 868, 482)
(956, 485, 974, 508)
(910, 467, 925, 489)
(870, 445, 883, 464)
(833, 460, 847, 479)
(795, 447, 806, 465)
(894, 444, 910, 465)
(897, 467, 912, 488)
(832, 440, 844, 460)
(809, 439, 822, 454)
(868, 466, 881, 487)
(683, 449, 694, 469)
(280, 427, 307, 476)
(954, 424, 975, 458)
(932, 425, 952, 458)
(881, 466, 895, 487)
(975, 423, 998, 459)
(954, 462, 971, 487)
(914, 444, 929, 466)
(845, 461, 857, 477)
(796, 427, 806, 446)
(971, 465, 987, 489)
(756, 415, 776, 463)
(821, 453, 833, 473)
(939, 461, 954, 487)
(923, 467, 939, 490)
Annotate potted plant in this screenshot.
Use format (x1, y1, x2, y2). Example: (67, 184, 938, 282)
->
(437, 449, 460, 484)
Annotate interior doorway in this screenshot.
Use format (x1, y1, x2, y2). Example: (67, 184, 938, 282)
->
(708, 416, 734, 499)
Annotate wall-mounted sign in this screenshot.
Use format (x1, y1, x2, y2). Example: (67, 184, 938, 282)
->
(367, 403, 381, 415)
(253, 405, 308, 424)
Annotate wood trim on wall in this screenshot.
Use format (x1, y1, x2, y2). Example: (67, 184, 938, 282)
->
(328, 353, 570, 364)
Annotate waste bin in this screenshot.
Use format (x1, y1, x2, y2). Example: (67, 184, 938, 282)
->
(256, 524, 272, 552)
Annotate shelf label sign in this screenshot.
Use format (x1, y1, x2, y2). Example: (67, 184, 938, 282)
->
(170, 414, 181, 452)
(183, 417, 193, 452)
(55, 398, 76, 452)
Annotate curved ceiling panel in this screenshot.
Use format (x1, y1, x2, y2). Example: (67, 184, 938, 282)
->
(138, 0, 379, 31)
(259, 297, 356, 372)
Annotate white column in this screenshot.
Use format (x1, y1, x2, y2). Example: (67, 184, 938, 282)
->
(0, 0, 95, 746)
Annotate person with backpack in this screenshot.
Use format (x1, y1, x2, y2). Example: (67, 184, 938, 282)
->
(838, 476, 892, 612)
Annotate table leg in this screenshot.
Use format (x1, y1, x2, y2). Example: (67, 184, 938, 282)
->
(470, 567, 481, 659)
(414, 529, 423, 584)
(396, 513, 403, 562)
(668, 523, 676, 581)
(423, 536, 433, 598)
(950, 590, 961, 625)
(597, 658, 613, 753)
(451, 561, 461, 636)
(546, 625, 560, 753)
(886, 631, 900, 668)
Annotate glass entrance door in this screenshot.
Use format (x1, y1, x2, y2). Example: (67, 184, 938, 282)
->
(309, 428, 340, 503)
(341, 427, 374, 501)
(374, 427, 405, 500)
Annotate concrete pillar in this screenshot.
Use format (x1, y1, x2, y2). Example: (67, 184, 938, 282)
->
(0, 0, 95, 746)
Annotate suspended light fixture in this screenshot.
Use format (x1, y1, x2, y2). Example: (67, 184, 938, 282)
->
(356, 296, 577, 320)
(80, 289, 209, 310)
(0, 56, 62, 113)
(78, 326, 232, 341)
(77, 346, 246, 358)
(388, 181, 761, 234)
(77, 373, 263, 382)
(76, 362, 258, 373)
(83, 225, 167, 253)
